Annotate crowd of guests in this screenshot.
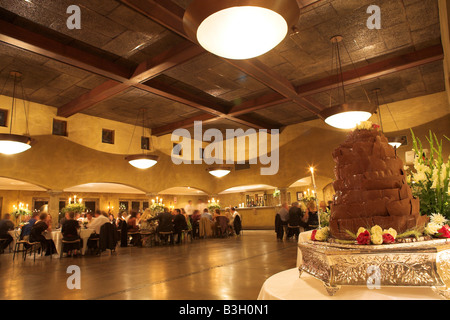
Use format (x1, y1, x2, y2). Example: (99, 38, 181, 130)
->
(275, 200, 329, 241)
(118, 203, 243, 246)
(0, 201, 244, 255)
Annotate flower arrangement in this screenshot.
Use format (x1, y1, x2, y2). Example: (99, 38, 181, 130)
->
(310, 227, 330, 241)
(407, 130, 450, 219)
(150, 202, 165, 214)
(11, 207, 31, 221)
(319, 208, 330, 228)
(61, 202, 86, 215)
(355, 121, 380, 131)
(424, 213, 450, 238)
(272, 189, 281, 198)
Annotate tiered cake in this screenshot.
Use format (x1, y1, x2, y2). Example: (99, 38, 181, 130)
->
(329, 125, 427, 240)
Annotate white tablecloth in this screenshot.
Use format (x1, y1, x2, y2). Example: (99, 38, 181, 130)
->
(257, 268, 444, 300)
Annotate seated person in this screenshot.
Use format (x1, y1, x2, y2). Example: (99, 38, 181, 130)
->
(173, 209, 188, 244)
(148, 208, 174, 244)
(201, 208, 212, 221)
(20, 212, 39, 241)
(0, 213, 14, 253)
(30, 212, 56, 256)
(61, 211, 82, 256)
(87, 210, 111, 252)
(126, 211, 141, 246)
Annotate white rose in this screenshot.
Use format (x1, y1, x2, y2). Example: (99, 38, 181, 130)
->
(425, 222, 442, 235)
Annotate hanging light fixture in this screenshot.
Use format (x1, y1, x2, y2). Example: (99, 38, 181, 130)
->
(319, 36, 374, 129)
(0, 71, 32, 155)
(183, 0, 300, 60)
(207, 166, 232, 178)
(125, 108, 158, 169)
(372, 88, 407, 149)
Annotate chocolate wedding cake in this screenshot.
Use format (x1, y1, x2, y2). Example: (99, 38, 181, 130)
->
(329, 124, 427, 240)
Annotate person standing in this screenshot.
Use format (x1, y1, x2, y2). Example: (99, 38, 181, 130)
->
(230, 207, 242, 236)
(276, 203, 289, 240)
(287, 202, 308, 240)
(184, 200, 194, 217)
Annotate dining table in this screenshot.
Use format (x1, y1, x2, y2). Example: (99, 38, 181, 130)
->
(8, 227, 95, 257)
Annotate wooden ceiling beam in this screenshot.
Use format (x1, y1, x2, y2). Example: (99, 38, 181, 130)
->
(296, 44, 445, 97)
(0, 19, 132, 82)
(227, 44, 445, 116)
(137, 79, 227, 116)
(151, 113, 218, 136)
(57, 40, 204, 117)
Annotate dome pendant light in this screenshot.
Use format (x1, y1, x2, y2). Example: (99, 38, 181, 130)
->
(319, 36, 374, 129)
(125, 108, 158, 170)
(207, 166, 232, 178)
(0, 72, 32, 155)
(183, 0, 300, 60)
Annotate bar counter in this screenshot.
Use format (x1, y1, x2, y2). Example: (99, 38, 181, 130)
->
(234, 206, 279, 230)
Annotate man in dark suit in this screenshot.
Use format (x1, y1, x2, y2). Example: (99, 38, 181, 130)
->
(148, 208, 175, 244)
(287, 202, 308, 240)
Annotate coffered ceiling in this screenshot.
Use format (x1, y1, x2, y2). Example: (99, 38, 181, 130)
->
(0, 0, 446, 136)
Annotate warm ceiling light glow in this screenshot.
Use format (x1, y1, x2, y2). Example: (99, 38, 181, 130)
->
(207, 167, 232, 178)
(320, 103, 373, 130)
(183, 0, 300, 60)
(125, 155, 158, 169)
(388, 142, 402, 149)
(0, 134, 32, 155)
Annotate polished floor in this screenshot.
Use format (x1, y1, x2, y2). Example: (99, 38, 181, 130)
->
(0, 230, 298, 300)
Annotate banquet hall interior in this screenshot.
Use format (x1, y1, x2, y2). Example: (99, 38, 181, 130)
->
(0, 0, 449, 301)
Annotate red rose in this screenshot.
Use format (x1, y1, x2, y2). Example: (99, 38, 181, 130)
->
(372, 124, 380, 130)
(382, 233, 395, 244)
(437, 225, 450, 238)
(356, 230, 371, 245)
(311, 230, 317, 241)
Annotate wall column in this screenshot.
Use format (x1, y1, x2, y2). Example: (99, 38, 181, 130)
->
(47, 190, 62, 227)
(279, 187, 288, 206)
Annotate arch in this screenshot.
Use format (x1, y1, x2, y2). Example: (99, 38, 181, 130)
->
(288, 176, 311, 188)
(218, 184, 277, 194)
(0, 176, 49, 191)
(63, 182, 147, 194)
(158, 186, 209, 196)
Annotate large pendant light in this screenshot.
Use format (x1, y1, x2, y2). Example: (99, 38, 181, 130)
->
(0, 72, 32, 155)
(319, 36, 374, 129)
(125, 108, 158, 169)
(183, 0, 300, 60)
(207, 166, 232, 178)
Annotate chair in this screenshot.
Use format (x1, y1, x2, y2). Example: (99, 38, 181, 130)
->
(158, 231, 174, 245)
(99, 223, 118, 254)
(181, 229, 193, 243)
(127, 230, 141, 247)
(13, 240, 42, 261)
(13, 240, 29, 261)
(288, 224, 300, 240)
(199, 217, 212, 239)
(0, 238, 11, 254)
(139, 230, 156, 247)
(60, 239, 81, 258)
(215, 216, 229, 238)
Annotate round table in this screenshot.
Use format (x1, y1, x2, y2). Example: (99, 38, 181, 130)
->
(257, 268, 444, 300)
